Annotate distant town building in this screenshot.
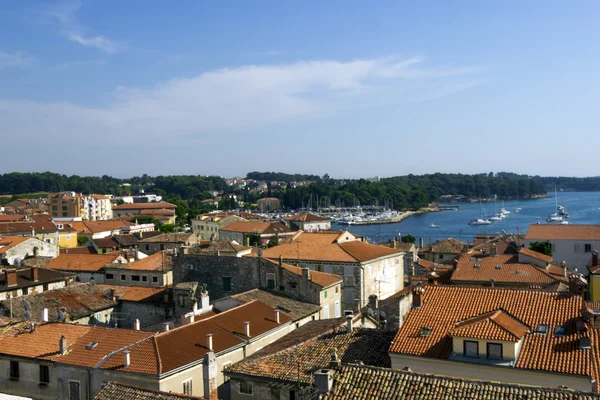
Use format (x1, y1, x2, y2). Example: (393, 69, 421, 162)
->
(257, 197, 280, 211)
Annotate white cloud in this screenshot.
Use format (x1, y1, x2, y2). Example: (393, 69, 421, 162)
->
(0, 56, 483, 145)
(0, 51, 33, 69)
(46, 1, 126, 53)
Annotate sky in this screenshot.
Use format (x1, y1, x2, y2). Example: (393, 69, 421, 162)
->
(1, 1, 600, 179)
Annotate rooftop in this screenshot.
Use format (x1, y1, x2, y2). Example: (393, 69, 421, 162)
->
(220, 221, 292, 235)
(231, 288, 321, 322)
(105, 251, 172, 272)
(113, 201, 177, 210)
(0, 267, 67, 290)
(450, 309, 530, 342)
(422, 237, 470, 254)
(139, 232, 194, 243)
(519, 247, 554, 263)
(44, 253, 124, 272)
(94, 382, 205, 400)
(96, 284, 167, 302)
(526, 224, 600, 241)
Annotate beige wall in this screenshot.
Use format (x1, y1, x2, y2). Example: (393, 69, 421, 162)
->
(451, 336, 519, 360)
(0, 280, 65, 302)
(0, 358, 57, 399)
(319, 283, 342, 319)
(104, 268, 171, 287)
(390, 353, 593, 392)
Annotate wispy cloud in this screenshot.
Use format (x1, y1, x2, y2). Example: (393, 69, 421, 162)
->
(0, 51, 33, 69)
(46, 0, 126, 53)
(0, 56, 483, 145)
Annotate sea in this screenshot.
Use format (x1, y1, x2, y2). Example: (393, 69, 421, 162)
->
(333, 191, 600, 245)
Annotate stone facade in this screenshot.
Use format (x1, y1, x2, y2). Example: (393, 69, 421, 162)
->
(0, 237, 59, 265)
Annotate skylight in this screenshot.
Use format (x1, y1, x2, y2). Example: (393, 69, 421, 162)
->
(419, 327, 432, 337)
(86, 342, 99, 350)
(535, 324, 548, 334)
(554, 325, 567, 337)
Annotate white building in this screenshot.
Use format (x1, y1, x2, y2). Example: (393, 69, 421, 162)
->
(524, 224, 600, 274)
(81, 195, 113, 221)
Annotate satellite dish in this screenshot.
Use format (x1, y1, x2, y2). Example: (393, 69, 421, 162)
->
(20, 299, 31, 311)
(367, 308, 375, 317)
(13, 258, 22, 265)
(379, 310, 387, 319)
(57, 311, 65, 321)
(23, 311, 31, 319)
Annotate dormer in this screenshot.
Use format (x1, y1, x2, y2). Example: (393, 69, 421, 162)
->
(449, 309, 530, 365)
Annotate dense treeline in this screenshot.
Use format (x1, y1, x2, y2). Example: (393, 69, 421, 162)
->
(535, 176, 600, 191)
(246, 171, 321, 182)
(278, 173, 547, 210)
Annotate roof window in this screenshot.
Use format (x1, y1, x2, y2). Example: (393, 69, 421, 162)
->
(419, 327, 432, 337)
(496, 265, 502, 269)
(579, 337, 591, 350)
(474, 264, 480, 268)
(535, 324, 548, 334)
(554, 325, 567, 337)
(86, 342, 99, 350)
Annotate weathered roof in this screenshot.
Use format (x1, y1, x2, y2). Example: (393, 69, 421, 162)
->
(293, 213, 330, 222)
(526, 224, 600, 241)
(0, 283, 117, 321)
(113, 201, 177, 210)
(0, 267, 67, 290)
(105, 251, 172, 272)
(318, 364, 600, 400)
(96, 284, 167, 302)
(422, 237, 469, 254)
(232, 289, 321, 322)
(226, 327, 395, 384)
(71, 220, 134, 234)
(94, 382, 205, 400)
(273, 260, 342, 288)
(92, 237, 120, 249)
(390, 285, 591, 377)
(139, 232, 194, 243)
(191, 240, 251, 256)
(44, 253, 124, 272)
(519, 247, 554, 263)
(220, 221, 292, 235)
(450, 309, 530, 342)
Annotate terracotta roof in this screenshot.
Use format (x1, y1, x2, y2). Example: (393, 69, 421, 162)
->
(73, 220, 134, 234)
(93, 237, 120, 249)
(189, 240, 251, 256)
(520, 247, 553, 263)
(138, 209, 175, 216)
(105, 251, 172, 272)
(139, 232, 194, 243)
(450, 309, 530, 342)
(226, 327, 395, 384)
(60, 246, 97, 255)
(113, 201, 177, 210)
(0, 235, 31, 254)
(96, 284, 167, 302)
(422, 237, 469, 254)
(44, 253, 124, 272)
(318, 364, 600, 400)
(0, 283, 117, 321)
(526, 224, 600, 241)
(273, 259, 342, 288)
(472, 235, 523, 255)
(0, 215, 27, 222)
(293, 213, 329, 222)
(390, 285, 591, 377)
(221, 221, 292, 235)
(231, 289, 321, 322)
(0, 267, 67, 290)
(262, 231, 401, 263)
(450, 253, 566, 285)
(0, 219, 58, 234)
(94, 382, 205, 400)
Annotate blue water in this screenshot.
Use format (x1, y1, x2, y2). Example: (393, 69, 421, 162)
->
(334, 192, 600, 244)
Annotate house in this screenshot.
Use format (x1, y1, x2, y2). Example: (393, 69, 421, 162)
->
(287, 213, 331, 232)
(449, 247, 567, 289)
(0, 218, 61, 245)
(257, 197, 280, 211)
(49, 192, 82, 218)
(313, 364, 600, 399)
(408, 259, 453, 286)
(111, 230, 163, 249)
(0, 283, 118, 325)
(137, 208, 176, 225)
(112, 201, 177, 218)
(525, 224, 600, 274)
(261, 230, 405, 309)
(94, 382, 206, 400)
(0, 236, 59, 265)
(190, 240, 252, 257)
(191, 212, 267, 241)
(175, 254, 342, 318)
(389, 283, 597, 392)
(138, 232, 199, 255)
(225, 319, 395, 400)
(44, 253, 128, 283)
(0, 267, 68, 300)
(91, 236, 121, 254)
(81, 195, 113, 221)
(419, 237, 470, 263)
(219, 221, 294, 246)
(0, 299, 304, 399)
(70, 220, 137, 240)
(103, 251, 173, 287)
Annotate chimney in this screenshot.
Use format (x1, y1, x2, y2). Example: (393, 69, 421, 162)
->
(302, 268, 310, 281)
(314, 368, 335, 394)
(427, 272, 439, 285)
(5, 269, 17, 287)
(30, 267, 39, 282)
(490, 244, 497, 257)
(163, 322, 171, 332)
(278, 255, 282, 267)
(354, 298, 361, 313)
(490, 278, 495, 289)
(329, 348, 341, 368)
(124, 350, 131, 368)
(110, 288, 116, 302)
(275, 309, 280, 324)
(201, 290, 210, 312)
(42, 308, 49, 322)
(593, 250, 599, 267)
(134, 319, 140, 330)
(412, 286, 424, 308)
(561, 261, 568, 278)
(368, 295, 378, 312)
(60, 335, 67, 355)
(244, 321, 251, 337)
(203, 351, 218, 400)
(419, 237, 424, 249)
(453, 258, 459, 271)
(65, 276, 70, 287)
(181, 313, 195, 326)
(206, 333, 213, 351)
(346, 315, 353, 333)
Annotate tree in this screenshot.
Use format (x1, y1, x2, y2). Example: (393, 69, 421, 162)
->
(529, 240, 553, 256)
(401, 234, 416, 244)
(267, 234, 279, 248)
(77, 235, 89, 246)
(160, 224, 175, 233)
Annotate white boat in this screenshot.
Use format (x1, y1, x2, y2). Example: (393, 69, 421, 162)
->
(560, 221, 569, 225)
(515, 206, 522, 213)
(547, 213, 563, 222)
(548, 186, 564, 222)
(489, 214, 504, 222)
(428, 223, 440, 228)
(470, 218, 491, 226)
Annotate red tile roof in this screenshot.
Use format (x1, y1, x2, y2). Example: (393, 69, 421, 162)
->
(520, 247, 553, 263)
(221, 221, 292, 235)
(526, 224, 600, 241)
(113, 201, 176, 210)
(450, 309, 530, 342)
(0, 236, 31, 254)
(44, 253, 124, 272)
(96, 284, 167, 302)
(94, 382, 205, 400)
(106, 251, 172, 272)
(273, 259, 342, 288)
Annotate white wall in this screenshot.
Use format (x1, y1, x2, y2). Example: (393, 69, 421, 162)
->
(524, 238, 600, 274)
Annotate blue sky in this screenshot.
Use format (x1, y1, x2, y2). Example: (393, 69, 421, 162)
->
(1, 1, 599, 178)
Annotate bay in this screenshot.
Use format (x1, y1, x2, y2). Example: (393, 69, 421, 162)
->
(334, 191, 600, 245)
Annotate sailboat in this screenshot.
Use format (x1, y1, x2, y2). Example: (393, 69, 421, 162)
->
(469, 198, 491, 226)
(500, 200, 510, 216)
(489, 197, 505, 221)
(547, 186, 564, 223)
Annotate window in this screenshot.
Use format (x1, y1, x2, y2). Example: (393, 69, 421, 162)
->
(419, 327, 432, 337)
(438, 254, 444, 260)
(487, 343, 502, 359)
(324, 289, 328, 298)
(289, 282, 297, 289)
(120, 274, 126, 281)
(57, 224, 64, 229)
(145, 245, 150, 251)
(335, 300, 341, 318)
(239, 382, 253, 395)
(464, 340, 479, 357)
(222, 276, 232, 291)
(131, 275, 140, 281)
(266, 273, 276, 290)
(160, 244, 165, 251)
(66, 235, 71, 240)
(152, 276, 158, 283)
(69, 380, 81, 400)
(574, 244, 581, 252)
(62, 206, 68, 211)
(39, 365, 50, 384)
(9, 360, 19, 380)
(323, 304, 329, 319)
(335, 286, 339, 293)
(290, 390, 297, 400)
(554, 325, 567, 336)
(106, 273, 115, 280)
(95, 312, 103, 322)
(535, 324, 548, 334)
(183, 379, 193, 395)
(585, 244, 592, 253)
(142, 276, 147, 282)
(52, 205, 58, 211)
(23, 287, 29, 295)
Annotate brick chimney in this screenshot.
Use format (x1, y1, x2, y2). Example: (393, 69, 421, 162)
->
(30, 267, 39, 282)
(593, 250, 599, 267)
(5, 269, 17, 287)
(203, 351, 218, 400)
(412, 286, 424, 308)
